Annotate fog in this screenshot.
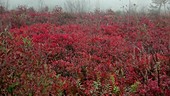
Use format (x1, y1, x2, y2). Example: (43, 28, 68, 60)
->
(1, 0, 154, 11)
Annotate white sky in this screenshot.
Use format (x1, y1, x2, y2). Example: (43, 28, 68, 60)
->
(3, 0, 152, 11)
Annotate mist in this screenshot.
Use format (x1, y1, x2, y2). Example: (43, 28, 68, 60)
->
(2, 0, 153, 12)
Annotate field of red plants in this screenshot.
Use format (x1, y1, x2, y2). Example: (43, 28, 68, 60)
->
(0, 6, 170, 96)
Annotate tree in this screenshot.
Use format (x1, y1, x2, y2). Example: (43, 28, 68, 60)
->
(0, 0, 7, 13)
(150, 0, 170, 14)
(38, 0, 44, 10)
(5, 0, 9, 10)
(95, 0, 100, 10)
(64, 0, 90, 13)
(0, 0, 2, 5)
(0, 0, 4, 7)
(0, 0, 9, 9)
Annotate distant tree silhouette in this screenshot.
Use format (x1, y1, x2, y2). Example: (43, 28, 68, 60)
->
(0, 0, 9, 9)
(0, 0, 4, 7)
(150, 0, 170, 14)
(0, 0, 8, 13)
(64, 0, 90, 13)
(38, 0, 44, 10)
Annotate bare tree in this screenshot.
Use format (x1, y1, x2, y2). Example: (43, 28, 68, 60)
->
(6, 0, 9, 10)
(0, 0, 4, 6)
(0, 0, 6, 14)
(95, 0, 100, 10)
(64, 0, 90, 13)
(38, 0, 44, 10)
(0, 0, 9, 10)
(150, 0, 170, 14)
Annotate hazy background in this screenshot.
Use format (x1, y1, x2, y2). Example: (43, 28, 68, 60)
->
(0, 0, 156, 12)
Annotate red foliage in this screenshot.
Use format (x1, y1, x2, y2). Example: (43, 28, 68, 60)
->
(0, 8, 170, 95)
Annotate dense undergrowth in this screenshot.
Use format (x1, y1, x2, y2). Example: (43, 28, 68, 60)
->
(0, 6, 170, 96)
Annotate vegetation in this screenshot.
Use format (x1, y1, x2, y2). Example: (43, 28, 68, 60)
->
(0, 4, 170, 96)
